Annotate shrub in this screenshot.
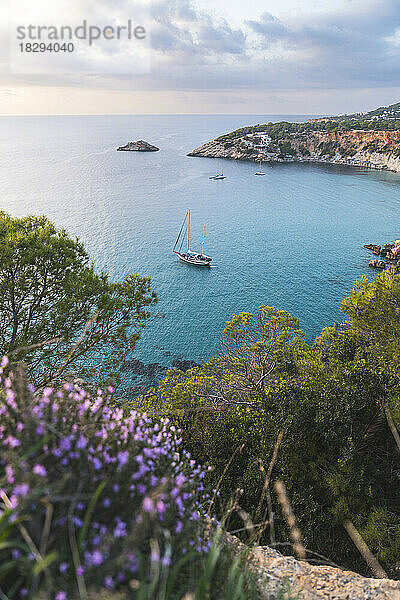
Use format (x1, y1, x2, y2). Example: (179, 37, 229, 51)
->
(140, 301, 400, 574)
(0, 357, 213, 599)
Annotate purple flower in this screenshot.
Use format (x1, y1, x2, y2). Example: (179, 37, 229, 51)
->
(33, 464, 47, 477)
(156, 500, 166, 514)
(59, 562, 69, 573)
(13, 483, 29, 497)
(142, 497, 154, 513)
(73, 517, 83, 528)
(60, 437, 71, 451)
(55, 592, 67, 600)
(4, 436, 20, 448)
(76, 435, 87, 449)
(104, 576, 114, 589)
(117, 450, 129, 468)
(6, 465, 15, 484)
(76, 565, 84, 576)
(92, 550, 103, 566)
(114, 519, 127, 538)
(175, 521, 183, 533)
(92, 457, 102, 470)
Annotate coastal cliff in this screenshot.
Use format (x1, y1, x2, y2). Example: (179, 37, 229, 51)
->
(188, 128, 400, 172)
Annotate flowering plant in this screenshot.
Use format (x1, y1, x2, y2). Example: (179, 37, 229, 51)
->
(0, 357, 210, 599)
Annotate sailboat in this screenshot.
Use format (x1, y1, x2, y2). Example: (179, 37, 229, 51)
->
(173, 209, 212, 266)
(209, 161, 226, 180)
(255, 159, 266, 176)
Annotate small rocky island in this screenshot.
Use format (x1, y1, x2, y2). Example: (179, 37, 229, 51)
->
(117, 140, 159, 152)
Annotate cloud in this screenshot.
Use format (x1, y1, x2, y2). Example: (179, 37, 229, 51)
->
(244, 0, 400, 89)
(2, 0, 400, 104)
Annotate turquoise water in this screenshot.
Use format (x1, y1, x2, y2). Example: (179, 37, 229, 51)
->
(0, 114, 399, 369)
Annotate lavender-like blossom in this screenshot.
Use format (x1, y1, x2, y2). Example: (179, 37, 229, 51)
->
(32, 464, 47, 477)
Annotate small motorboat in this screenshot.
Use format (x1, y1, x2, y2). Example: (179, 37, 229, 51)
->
(209, 162, 226, 180)
(255, 159, 266, 176)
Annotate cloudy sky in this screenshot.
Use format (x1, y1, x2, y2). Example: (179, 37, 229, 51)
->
(1, 0, 400, 115)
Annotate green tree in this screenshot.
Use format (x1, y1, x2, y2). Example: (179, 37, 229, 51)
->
(139, 297, 400, 574)
(0, 212, 157, 386)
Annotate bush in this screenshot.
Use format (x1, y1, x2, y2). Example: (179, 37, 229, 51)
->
(0, 357, 215, 599)
(139, 297, 400, 574)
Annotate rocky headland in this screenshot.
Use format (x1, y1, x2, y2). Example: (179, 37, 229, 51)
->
(188, 128, 400, 172)
(117, 140, 159, 152)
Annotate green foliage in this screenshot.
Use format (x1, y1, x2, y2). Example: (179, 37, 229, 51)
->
(216, 118, 400, 146)
(279, 142, 296, 157)
(140, 286, 400, 575)
(0, 212, 157, 386)
(298, 144, 310, 156)
(317, 141, 338, 157)
(341, 268, 400, 371)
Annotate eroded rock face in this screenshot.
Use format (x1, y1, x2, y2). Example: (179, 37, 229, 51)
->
(117, 140, 160, 152)
(221, 530, 400, 600)
(188, 130, 400, 172)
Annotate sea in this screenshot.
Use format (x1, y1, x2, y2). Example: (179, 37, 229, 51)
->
(0, 114, 399, 386)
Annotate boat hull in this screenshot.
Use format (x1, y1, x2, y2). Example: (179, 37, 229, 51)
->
(175, 252, 212, 266)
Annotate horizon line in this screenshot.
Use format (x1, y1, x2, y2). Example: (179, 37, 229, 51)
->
(0, 111, 322, 118)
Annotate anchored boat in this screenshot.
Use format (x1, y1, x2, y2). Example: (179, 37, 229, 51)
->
(173, 209, 212, 266)
(209, 162, 226, 179)
(255, 159, 266, 176)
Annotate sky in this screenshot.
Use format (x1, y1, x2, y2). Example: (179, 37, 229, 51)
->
(1, 0, 400, 115)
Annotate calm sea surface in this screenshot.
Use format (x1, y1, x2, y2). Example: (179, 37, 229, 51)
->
(0, 114, 399, 370)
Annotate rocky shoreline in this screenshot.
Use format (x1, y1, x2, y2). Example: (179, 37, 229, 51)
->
(365, 240, 400, 271)
(188, 134, 400, 173)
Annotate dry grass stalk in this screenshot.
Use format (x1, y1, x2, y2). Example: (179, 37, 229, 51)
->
(207, 444, 245, 516)
(344, 521, 387, 579)
(273, 480, 306, 561)
(384, 402, 400, 453)
(255, 430, 284, 545)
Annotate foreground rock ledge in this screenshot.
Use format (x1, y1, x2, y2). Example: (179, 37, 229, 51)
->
(222, 531, 400, 599)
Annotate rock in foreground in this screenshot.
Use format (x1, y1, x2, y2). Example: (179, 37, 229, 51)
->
(222, 531, 400, 599)
(117, 140, 159, 152)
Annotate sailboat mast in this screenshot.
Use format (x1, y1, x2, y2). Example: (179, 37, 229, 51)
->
(187, 209, 190, 254)
(202, 225, 205, 255)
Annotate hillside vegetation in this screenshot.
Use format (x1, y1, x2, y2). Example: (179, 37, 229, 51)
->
(1, 213, 400, 598)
